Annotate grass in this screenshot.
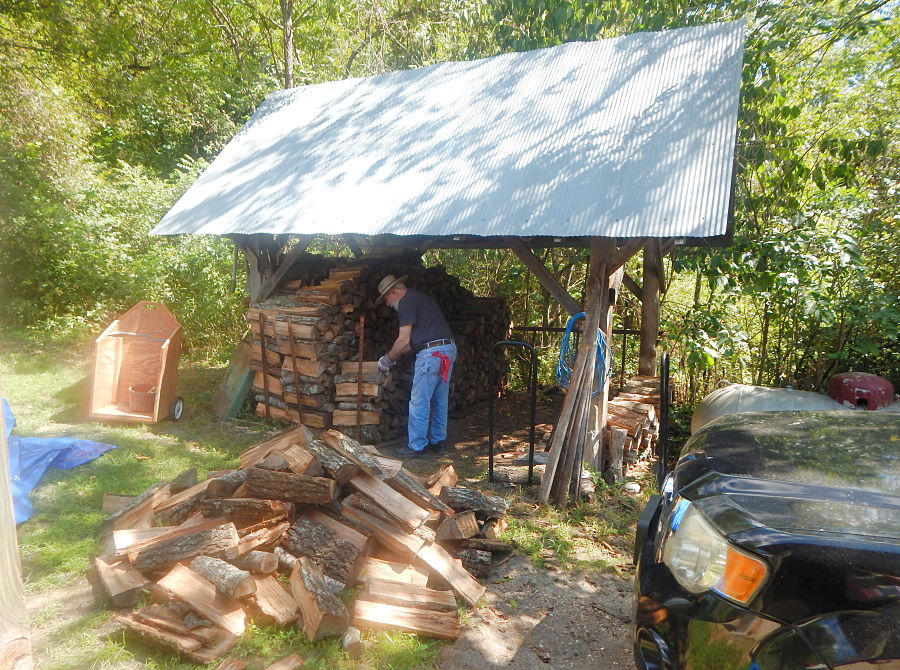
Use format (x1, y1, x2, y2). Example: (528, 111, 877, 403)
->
(1, 337, 648, 669)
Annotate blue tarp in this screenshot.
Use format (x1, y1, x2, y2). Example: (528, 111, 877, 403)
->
(4, 399, 118, 523)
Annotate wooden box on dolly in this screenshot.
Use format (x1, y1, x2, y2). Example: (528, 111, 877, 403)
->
(89, 301, 184, 423)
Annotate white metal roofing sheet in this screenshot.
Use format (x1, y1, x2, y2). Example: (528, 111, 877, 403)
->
(152, 20, 744, 239)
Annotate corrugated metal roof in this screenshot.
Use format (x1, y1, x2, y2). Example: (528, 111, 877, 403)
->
(152, 21, 744, 239)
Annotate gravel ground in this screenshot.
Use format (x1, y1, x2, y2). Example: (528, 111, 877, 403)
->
(439, 555, 634, 669)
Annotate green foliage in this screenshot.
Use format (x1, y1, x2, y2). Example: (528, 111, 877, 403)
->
(1, 0, 898, 387)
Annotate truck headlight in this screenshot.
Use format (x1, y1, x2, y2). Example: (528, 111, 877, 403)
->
(662, 501, 768, 605)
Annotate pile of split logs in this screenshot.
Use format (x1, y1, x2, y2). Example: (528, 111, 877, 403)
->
(248, 257, 510, 442)
(604, 375, 661, 478)
(91, 426, 511, 665)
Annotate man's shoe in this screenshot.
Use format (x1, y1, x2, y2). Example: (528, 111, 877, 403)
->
(394, 446, 429, 460)
(428, 441, 448, 454)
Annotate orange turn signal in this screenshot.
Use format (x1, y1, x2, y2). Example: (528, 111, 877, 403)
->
(718, 547, 768, 604)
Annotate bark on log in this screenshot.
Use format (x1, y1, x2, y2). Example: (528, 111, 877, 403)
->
(199, 498, 292, 521)
(231, 550, 278, 575)
(290, 558, 349, 642)
(206, 470, 247, 498)
(281, 519, 362, 585)
(439, 487, 509, 519)
(459, 549, 492, 578)
(133, 523, 240, 572)
(189, 556, 256, 600)
(245, 468, 336, 505)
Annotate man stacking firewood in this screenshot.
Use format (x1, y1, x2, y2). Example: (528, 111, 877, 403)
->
(376, 274, 457, 459)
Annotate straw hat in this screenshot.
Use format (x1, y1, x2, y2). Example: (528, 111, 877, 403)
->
(376, 274, 407, 303)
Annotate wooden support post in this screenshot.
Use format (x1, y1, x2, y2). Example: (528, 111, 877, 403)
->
(259, 238, 310, 301)
(593, 263, 625, 481)
(503, 236, 581, 316)
(639, 240, 662, 376)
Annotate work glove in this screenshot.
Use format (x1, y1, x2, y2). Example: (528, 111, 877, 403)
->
(377, 354, 396, 374)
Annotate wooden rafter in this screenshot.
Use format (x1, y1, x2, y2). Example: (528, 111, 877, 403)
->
(503, 236, 580, 316)
(258, 237, 311, 301)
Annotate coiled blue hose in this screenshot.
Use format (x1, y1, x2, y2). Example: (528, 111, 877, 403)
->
(555, 312, 612, 394)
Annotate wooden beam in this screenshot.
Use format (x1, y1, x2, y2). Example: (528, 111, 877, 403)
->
(592, 264, 624, 477)
(259, 237, 311, 301)
(622, 271, 642, 300)
(639, 240, 662, 376)
(606, 238, 648, 275)
(503, 236, 580, 316)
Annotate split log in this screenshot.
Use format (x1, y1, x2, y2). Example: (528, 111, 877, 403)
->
(426, 464, 458, 496)
(321, 429, 384, 476)
(290, 558, 349, 642)
(306, 441, 359, 483)
(280, 444, 323, 476)
(281, 518, 363, 585)
(132, 522, 240, 572)
(113, 610, 238, 663)
(92, 556, 150, 608)
(231, 550, 278, 575)
(332, 410, 379, 426)
(416, 542, 486, 607)
(110, 527, 173, 552)
(99, 482, 170, 534)
(603, 426, 628, 484)
(275, 546, 298, 573)
(250, 575, 298, 626)
(340, 500, 426, 558)
(480, 518, 508, 540)
(352, 600, 460, 640)
(383, 467, 454, 515)
(170, 468, 198, 494)
(239, 426, 314, 469)
(213, 659, 246, 670)
(206, 470, 247, 498)
(157, 564, 246, 636)
(245, 468, 336, 505)
(363, 577, 457, 612)
(347, 472, 429, 531)
(491, 465, 544, 485)
(439, 487, 509, 519)
(188, 556, 256, 600)
(257, 453, 290, 471)
(199, 498, 292, 521)
(226, 520, 290, 559)
(459, 549, 492, 578)
(435, 511, 479, 541)
(359, 557, 429, 587)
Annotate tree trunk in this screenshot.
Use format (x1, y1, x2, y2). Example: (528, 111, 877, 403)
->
(280, 0, 294, 89)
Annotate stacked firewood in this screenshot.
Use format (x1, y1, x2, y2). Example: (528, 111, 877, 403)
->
(605, 375, 661, 478)
(91, 427, 511, 664)
(247, 258, 511, 441)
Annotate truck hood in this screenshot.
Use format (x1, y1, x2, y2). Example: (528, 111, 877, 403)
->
(675, 411, 900, 540)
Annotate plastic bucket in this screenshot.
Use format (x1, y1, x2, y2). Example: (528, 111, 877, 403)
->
(128, 384, 156, 413)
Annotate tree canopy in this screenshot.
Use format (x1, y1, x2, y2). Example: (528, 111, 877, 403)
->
(1, 0, 897, 394)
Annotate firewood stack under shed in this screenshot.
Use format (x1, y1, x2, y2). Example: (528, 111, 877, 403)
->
(247, 257, 511, 443)
(91, 426, 511, 664)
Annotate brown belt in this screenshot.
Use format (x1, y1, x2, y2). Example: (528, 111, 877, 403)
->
(425, 338, 454, 348)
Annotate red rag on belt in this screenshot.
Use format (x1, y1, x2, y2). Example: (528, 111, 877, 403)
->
(432, 351, 451, 383)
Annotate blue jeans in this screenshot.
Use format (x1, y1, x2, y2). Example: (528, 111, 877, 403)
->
(407, 343, 457, 452)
